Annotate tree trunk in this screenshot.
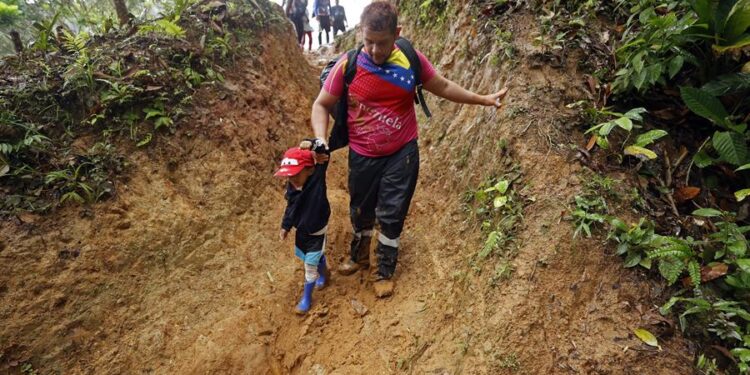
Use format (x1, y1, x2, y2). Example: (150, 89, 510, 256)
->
(9, 30, 23, 54)
(112, 0, 131, 26)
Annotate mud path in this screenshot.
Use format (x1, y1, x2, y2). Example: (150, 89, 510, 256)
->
(259, 11, 695, 375)
(0, 9, 696, 375)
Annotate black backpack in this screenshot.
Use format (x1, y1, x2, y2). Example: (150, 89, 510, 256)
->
(319, 37, 432, 152)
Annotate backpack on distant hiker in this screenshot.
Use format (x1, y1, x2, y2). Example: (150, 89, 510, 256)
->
(319, 37, 433, 152)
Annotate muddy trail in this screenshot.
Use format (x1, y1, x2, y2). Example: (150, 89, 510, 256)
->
(1, 3, 695, 375)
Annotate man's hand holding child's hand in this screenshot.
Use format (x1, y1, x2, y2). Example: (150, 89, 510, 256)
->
(300, 139, 329, 164)
(279, 229, 289, 241)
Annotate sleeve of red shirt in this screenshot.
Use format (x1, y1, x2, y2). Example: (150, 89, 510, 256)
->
(416, 49, 437, 84)
(322, 53, 347, 97)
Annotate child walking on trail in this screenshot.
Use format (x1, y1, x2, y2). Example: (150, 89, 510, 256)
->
(275, 140, 331, 315)
(302, 10, 314, 51)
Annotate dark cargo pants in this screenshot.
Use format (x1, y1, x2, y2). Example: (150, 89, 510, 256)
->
(348, 140, 419, 279)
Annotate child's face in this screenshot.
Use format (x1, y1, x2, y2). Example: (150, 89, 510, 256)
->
(288, 167, 314, 188)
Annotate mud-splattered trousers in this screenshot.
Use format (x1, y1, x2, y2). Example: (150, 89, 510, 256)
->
(348, 139, 419, 279)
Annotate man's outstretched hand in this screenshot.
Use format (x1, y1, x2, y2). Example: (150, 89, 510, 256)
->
(481, 86, 510, 108)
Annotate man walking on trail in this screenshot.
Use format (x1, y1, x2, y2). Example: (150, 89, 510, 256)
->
(311, 1, 508, 297)
(287, 0, 308, 46)
(331, 0, 347, 37)
(313, 0, 332, 45)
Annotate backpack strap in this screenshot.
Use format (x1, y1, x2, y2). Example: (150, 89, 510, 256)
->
(327, 45, 362, 152)
(395, 37, 432, 118)
(344, 45, 362, 86)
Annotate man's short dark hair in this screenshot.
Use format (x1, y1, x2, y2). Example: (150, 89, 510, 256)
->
(361, 1, 398, 34)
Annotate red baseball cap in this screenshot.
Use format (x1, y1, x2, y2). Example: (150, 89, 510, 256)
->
(274, 147, 315, 177)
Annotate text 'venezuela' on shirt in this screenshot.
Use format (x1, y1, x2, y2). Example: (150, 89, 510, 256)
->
(323, 46, 436, 158)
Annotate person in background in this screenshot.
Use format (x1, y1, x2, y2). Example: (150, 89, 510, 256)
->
(313, 0, 331, 45)
(287, 0, 308, 46)
(302, 9, 314, 51)
(331, 0, 347, 37)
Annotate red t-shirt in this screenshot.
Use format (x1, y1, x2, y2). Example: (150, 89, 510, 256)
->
(323, 46, 436, 157)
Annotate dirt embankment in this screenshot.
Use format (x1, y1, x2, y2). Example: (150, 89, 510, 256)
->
(0, 26, 318, 373)
(1, 2, 696, 375)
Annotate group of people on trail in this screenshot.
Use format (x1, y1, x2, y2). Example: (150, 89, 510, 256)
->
(275, 1, 509, 315)
(285, 0, 348, 51)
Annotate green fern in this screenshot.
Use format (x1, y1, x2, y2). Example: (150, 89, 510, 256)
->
(139, 19, 186, 38)
(62, 30, 89, 52)
(688, 260, 701, 288)
(659, 256, 686, 285)
(479, 230, 501, 259)
(647, 247, 691, 259)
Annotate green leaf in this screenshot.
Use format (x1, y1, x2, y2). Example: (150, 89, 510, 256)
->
(724, 3, 750, 42)
(737, 163, 750, 172)
(615, 117, 633, 131)
(680, 86, 730, 126)
(610, 217, 628, 231)
(634, 68, 648, 91)
(156, 19, 186, 38)
(737, 189, 750, 202)
(623, 107, 647, 121)
(633, 328, 660, 348)
(0, 157, 8, 177)
(493, 195, 508, 208)
(702, 73, 750, 96)
(479, 231, 500, 258)
(688, 260, 701, 288)
(731, 240, 749, 257)
(668, 55, 685, 78)
(632, 52, 644, 72)
(635, 130, 668, 147)
(732, 348, 750, 363)
(495, 180, 510, 194)
(144, 109, 162, 120)
(713, 131, 749, 166)
(616, 243, 629, 255)
(136, 133, 153, 147)
(624, 252, 642, 268)
(598, 121, 618, 136)
(624, 145, 657, 160)
(693, 208, 723, 217)
(737, 259, 750, 273)
(154, 116, 172, 129)
(658, 256, 686, 285)
(726, 273, 750, 289)
(694, 150, 717, 168)
(691, 0, 713, 26)
(596, 136, 610, 149)
(659, 296, 682, 315)
(645, 64, 663, 85)
(713, 34, 750, 53)
(60, 191, 84, 204)
(639, 257, 652, 269)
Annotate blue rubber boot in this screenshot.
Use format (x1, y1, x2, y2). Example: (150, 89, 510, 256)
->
(296, 281, 315, 315)
(315, 255, 330, 290)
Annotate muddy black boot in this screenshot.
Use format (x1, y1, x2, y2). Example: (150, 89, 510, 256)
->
(338, 232, 372, 276)
(373, 238, 398, 298)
